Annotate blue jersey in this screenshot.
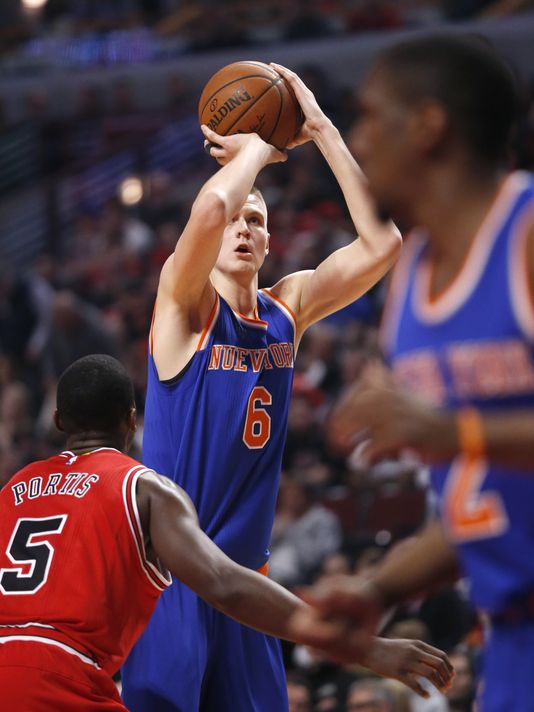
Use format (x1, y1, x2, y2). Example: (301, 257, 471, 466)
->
(382, 171, 534, 615)
(143, 288, 295, 569)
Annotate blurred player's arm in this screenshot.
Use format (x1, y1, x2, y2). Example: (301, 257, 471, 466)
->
(286, 520, 456, 695)
(268, 64, 402, 336)
(139, 473, 454, 693)
(137, 471, 305, 642)
(158, 130, 285, 309)
(329, 356, 534, 470)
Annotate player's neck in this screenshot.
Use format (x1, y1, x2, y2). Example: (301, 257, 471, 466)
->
(211, 271, 259, 318)
(416, 166, 506, 261)
(64, 433, 124, 455)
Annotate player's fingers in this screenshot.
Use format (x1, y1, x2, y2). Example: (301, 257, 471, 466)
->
(365, 438, 401, 464)
(204, 141, 223, 157)
(416, 659, 453, 691)
(405, 658, 448, 691)
(400, 674, 430, 699)
(270, 62, 296, 81)
(414, 641, 455, 678)
(272, 148, 288, 163)
(270, 63, 315, 100)
(200, 124, 226, 146)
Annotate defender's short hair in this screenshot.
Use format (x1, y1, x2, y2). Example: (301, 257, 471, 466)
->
(375, 34, 518, 165)
(57, 354, 134, 433)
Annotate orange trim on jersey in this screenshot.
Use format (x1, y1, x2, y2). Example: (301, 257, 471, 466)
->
(257, 562, 269, 577)
(233, 309, 269, 329)
(379, 233, 424, 353)
(509, 203, 534, 342)
(414, 172, 528, 323)
(196, 293, 220, 352)
(260, 288, 297, 335)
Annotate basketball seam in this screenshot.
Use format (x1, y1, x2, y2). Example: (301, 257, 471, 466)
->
(199, 73, 275, 118)
(220, 84, 281, 139)
(266, 80, 284, 145)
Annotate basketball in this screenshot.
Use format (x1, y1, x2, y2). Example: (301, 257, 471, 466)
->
(198, 61, 303, 151)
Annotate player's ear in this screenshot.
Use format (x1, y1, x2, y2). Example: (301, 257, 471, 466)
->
(265, 232, 270, 255)
(128, 406, 137, 432)
(413, 99, 449, 152)
(53, 410, 64, 432)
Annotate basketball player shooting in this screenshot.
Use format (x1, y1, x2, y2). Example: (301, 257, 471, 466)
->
(121, 65, 451, 711)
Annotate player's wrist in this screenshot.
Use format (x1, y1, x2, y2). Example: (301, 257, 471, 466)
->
(313, 119, 338, 141)
(456, 407, 485, 458)
(362, 577, 394, 611)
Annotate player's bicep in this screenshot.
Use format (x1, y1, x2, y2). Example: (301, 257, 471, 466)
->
(297, 240, 399, 329)
(164, 191, 227, 305)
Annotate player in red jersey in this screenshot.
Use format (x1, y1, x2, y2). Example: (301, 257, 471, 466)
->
(0, 355, 453, 710)
(0, 354, 308, 711)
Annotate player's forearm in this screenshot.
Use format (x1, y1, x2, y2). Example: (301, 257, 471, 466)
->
(313, 124, 401, 256)
(411, 407, 534, 470)
(369, 520, 460, 610)
(481, 411, 534, 469)
(215, 564, 307, 642)
(196, 139, 272, 222)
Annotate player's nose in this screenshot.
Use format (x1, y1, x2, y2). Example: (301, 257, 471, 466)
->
(236, 216, 250, 236)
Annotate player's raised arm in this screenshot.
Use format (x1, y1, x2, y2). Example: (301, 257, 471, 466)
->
(159, 130, 285, 309)
(269, 64, 402, 336)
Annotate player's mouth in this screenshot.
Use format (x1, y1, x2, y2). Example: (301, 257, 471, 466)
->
(235, 244, 252, 257)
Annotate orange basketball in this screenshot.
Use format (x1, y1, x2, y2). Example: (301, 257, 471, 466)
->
(198, 61, 303, 151)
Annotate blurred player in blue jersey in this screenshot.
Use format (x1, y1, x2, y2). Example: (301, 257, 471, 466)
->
(289, 35, 534, 712)
(121, 67, 456, 710)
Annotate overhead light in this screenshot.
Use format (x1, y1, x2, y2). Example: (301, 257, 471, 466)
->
(21, 0, 49, 9)
(119, 177, 144, 206)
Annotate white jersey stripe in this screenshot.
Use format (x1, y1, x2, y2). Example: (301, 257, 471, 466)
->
(122, 467, 172, 591)
(0, 634, 102, 669)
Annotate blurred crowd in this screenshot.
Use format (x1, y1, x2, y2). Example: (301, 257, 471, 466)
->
(2, 10, 534, 711)
(2, 0, 534, 58)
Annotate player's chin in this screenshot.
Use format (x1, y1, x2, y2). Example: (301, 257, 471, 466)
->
(231, 257, 259, 272)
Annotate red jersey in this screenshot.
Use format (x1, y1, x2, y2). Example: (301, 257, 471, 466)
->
(0, 448, 171, 677)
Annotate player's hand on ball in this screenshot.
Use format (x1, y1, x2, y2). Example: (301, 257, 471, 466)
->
(270, 63, 334, 148)
(201, 125, 286, 166)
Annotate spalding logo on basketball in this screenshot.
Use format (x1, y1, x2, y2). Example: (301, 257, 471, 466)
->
(198, 61, 303, 151)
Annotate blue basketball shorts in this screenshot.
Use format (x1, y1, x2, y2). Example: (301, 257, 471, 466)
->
(121, 581, 288, 712)
(479, 619, 534, 711)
